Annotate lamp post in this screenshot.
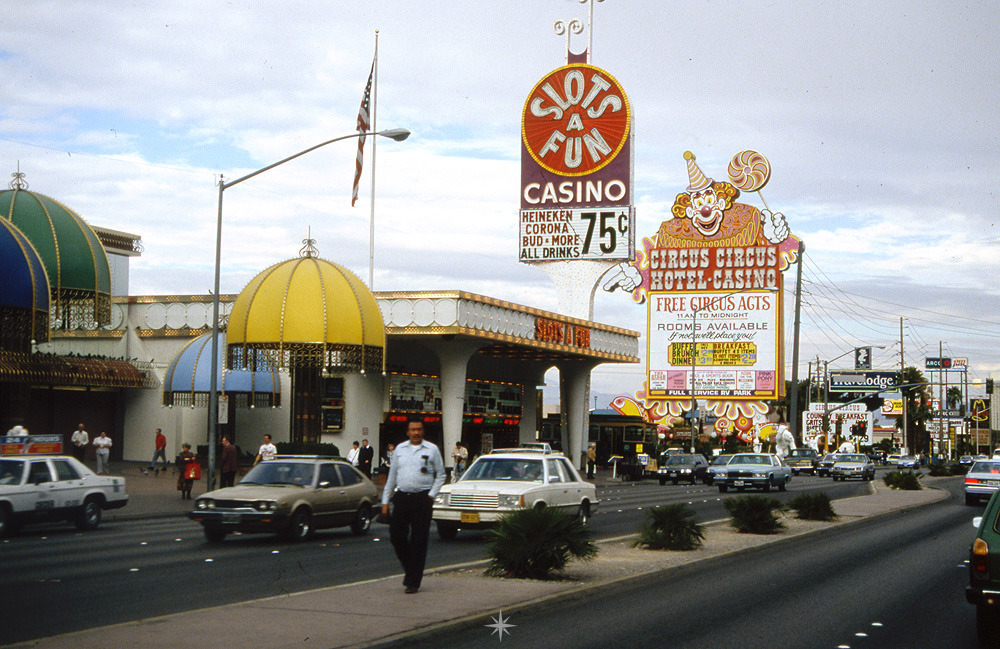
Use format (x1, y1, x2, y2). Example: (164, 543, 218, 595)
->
(206, 128, 410, 488)
(689, 287, 779, 453)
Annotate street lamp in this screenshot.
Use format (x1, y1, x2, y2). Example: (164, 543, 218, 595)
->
(689, 287, 779, 453)
(205, 127, 410, 488)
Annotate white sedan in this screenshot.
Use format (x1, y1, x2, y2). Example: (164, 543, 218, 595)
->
(432, 448, 597, 540)
(0, 455, 128, 535)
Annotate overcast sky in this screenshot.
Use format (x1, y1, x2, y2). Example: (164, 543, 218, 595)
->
(3, 0, 998, 406)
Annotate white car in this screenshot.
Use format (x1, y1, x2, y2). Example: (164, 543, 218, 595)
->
(0, 455, 128, 535)
(432, 448, 597, 540)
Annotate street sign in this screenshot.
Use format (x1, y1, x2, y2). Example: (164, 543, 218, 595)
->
(828, 370, 898, 393)
(854, 346, 872, 371)
(932, 409, 962, 418)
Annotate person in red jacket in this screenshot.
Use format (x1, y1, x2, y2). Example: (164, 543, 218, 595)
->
(220, 436, 238, 488)
(145, 429, 168, 476)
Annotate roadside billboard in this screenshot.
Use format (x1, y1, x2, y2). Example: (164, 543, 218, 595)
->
(519, 63, 634, 263)
(827, 370, 899, 393)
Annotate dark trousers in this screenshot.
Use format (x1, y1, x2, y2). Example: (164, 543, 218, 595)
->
(389, 490, 433, 589)
(220, 471, 236, 488)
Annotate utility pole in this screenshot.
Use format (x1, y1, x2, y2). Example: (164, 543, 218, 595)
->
(900, 317, 907, 453)
(789, 241, 805, 441)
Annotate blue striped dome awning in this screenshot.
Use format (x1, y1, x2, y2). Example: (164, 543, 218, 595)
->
(162, 332, 280, 407)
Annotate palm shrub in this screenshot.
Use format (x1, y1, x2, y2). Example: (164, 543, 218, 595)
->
(884, 470, 922, 490)
(484, 507, 597, 579)
(634, 503, 705, 550)
(724, 495, 785, 534)
(787, 492, 837, 521)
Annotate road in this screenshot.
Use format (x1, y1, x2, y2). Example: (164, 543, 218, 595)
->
(1, 473, 873, 644)
(398, 478, 979, 649)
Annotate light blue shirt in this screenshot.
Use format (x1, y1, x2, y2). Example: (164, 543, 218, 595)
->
(382, 439, 445, 504)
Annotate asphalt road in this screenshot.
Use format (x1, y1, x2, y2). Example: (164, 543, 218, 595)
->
(394, 478, 979, 649)
(0, 473, 874, 644)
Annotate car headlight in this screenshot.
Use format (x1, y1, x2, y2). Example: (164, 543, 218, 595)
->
(196, 499, 213, 510)
(752, 472, 766, 478)
(499, 494, 524, 508)
(434, 493, 449, 506)
(254, 500, 278, 512)
(680, 468, 692, 473)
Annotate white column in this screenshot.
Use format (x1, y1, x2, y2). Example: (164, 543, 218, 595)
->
(560, 361, 596, 470)
(426, 341, 482, 463)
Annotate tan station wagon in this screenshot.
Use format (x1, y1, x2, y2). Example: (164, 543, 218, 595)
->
(189, 456, 377, 542)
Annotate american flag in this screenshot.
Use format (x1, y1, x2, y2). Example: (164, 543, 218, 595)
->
(352, 61, 374, 206)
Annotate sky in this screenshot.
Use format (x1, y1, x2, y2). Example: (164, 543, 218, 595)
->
(3, 0, 999, 408)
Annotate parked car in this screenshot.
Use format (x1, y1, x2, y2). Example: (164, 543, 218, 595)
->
(0, 455, 128, 535)
(432, 447, 597, 540)
(896, 455, 920, 470)
(188, 456, 377, 542)
(817, 453, 844, 477)
(657, 453, 710, 485)
(886, 453, 902, 466)
(705, 454, 734, 486)
(785, 448, 819, 475)
(965, 460, 1000, 506)
(967, 491, 1000, 641)
(960, 455, 976, 467)
(830, 454, 876, 481)
(713, 453, 792, 493)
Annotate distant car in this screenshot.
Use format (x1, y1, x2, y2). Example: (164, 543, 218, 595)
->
(0, 455, 128, 535)
(657, 454, 710, 485)
(960, 455, 976, 467)
(432, 448, 597, 540)
(896, 455, 920, 470)
(705, 454, 734, 486)
(830, 454, 876, 481)
(886, 454, 902, 466)
(965, 460, 1000, 506)
(817, 453, 845, 477)
(785, 448, 820, 475)
(189, 456, 377, 542)
(713, 453, 792, 493)
(967, 491, 1000, 641)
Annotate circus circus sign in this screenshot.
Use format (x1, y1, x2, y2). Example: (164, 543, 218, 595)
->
(519, 63, 634, 263)
(605, 150, 800, 422)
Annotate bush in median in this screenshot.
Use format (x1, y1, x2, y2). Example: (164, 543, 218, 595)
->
(884, 470, 922, 490)
(634, 503, 705, 551)
(787, 492, 837, 521)
(724, 495, 785, 534)
(484, 507, 597, 580)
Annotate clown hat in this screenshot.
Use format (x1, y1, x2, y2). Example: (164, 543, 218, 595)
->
(683, 151, 713, 192)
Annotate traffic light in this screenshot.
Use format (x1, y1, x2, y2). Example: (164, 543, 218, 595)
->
(862, 395, 884, 412)
(858, 421, 867, 436)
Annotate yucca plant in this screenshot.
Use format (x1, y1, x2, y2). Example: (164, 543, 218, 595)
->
(724, 495, 785, 534)
(787, 492, 837, 521)
(884, 470, 921, 490)
(484, 506, 597, 579)
(634, 503, 704, 550)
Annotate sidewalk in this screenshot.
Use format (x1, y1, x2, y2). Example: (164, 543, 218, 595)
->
(10, 468, 954, 649)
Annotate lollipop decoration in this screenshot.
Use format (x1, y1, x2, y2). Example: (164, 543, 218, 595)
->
(728, 150, 788, 244)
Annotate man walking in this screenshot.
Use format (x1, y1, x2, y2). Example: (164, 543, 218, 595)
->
(220, 436, 238, 488)
(145, 428, 168, 475)
(93, 431, 112, 475)
(381, 419, 445, 593)
(70, 423, 89, 463)
(253, 434, 277, 466)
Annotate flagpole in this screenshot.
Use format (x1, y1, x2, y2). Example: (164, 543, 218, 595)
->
(368, 30, 379, 289)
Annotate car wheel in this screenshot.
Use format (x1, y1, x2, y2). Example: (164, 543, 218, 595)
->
(0, 505, 11, 537)
(671, 478, 678, 485)
(967, 493, 980, 506)
(204, 526, 228, 542)
(718, 485, 728, 493)
(659, 478, 666, 486)
(779, 477, 788, 492)
(75, 497, 102, 531)
(437, 521, 459, 540)
(690, 476, 698, 485)
(577, 501, 591, 525)
(284, 508, 314, 542)
(350, 503, 372, 535)
(763, 479, 772, 493)
(977, 604, 1000, 643)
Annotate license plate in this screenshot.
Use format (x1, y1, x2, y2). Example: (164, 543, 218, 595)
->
(222, 513, 241, 524)
(987, 480, 1000, 487)
(733, 480, 745, 487)
(460, 512, 480, 524)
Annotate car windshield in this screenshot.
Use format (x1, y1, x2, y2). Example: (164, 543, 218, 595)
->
(971, 462, 1000, 474)
(463, 458, 544, 482)
(789, 450, 813, 457)
(665, 456, 696, 466)
(839, 455, 867, 463)
(732, 455, 770, 465)
(239, 461, 314, 486)
(0, 459, 25, 485)
(710, 455, 733, 466)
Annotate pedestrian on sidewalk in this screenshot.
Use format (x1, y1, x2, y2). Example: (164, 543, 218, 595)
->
(70, 423, 89, 463)
(451, 441, 468, 482)
(93, 431, 112, 475)
(587, 443, 597, 479)
(220, 436, 237, 488)
(145, 428, 168, 475)
(358, 439, 374, 477)
(253, 434, 277, 466)
(346, 441, 360, 467)
(381, 418, 445, 594)
(176, 443, 198, 499)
